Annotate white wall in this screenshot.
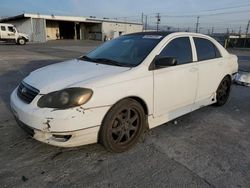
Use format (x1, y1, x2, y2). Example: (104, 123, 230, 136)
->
(31, 18, 46, 42)
(102, 22, 143, 40)
(4, 18, 143, 42)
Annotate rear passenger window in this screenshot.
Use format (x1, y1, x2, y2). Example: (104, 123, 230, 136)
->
(194, 38, 221, 61)
(159, 37, 193, 65)
(1, 26, 6, 31)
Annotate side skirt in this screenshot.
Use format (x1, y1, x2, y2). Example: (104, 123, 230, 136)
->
(148, 93, 216, 129)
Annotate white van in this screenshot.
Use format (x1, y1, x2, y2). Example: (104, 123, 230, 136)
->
(0, 23, 29, 45)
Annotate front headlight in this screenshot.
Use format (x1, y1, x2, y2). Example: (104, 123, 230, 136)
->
(37, 88, 93, 109)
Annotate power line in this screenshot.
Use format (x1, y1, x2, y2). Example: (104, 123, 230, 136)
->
(147, 9, 250, 19)
(201, 9, 250, 17)
(198, 3, 250, 12)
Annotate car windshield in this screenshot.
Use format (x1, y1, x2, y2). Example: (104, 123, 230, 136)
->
(82, 35, 164, 67)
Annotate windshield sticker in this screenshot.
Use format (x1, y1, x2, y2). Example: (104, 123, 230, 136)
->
(143, 35, 163, 39)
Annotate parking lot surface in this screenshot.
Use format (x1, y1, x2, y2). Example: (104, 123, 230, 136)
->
(0, 40, 250, 188)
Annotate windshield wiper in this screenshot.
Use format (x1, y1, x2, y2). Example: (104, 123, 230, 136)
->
(78, 55, 97, 62)
(94, 58, 129, 67)
(78, 56, 132, 67)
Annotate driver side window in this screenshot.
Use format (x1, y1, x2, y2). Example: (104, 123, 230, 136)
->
(159, 37, 193, 65)
(8, 26, 15, 33)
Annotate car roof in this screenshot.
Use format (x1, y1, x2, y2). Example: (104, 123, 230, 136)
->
(0, 23, 14, 26)
(124, 31, 215, 39)
(126, 31, 174, 37)
(125, 32, 223, 44)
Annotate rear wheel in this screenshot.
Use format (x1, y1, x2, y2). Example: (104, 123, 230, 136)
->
(214, 76, 231, 106)
(99, 99, 146, 152)
(18, 38, 26, 45)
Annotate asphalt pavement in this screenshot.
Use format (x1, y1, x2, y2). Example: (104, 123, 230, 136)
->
(0, 40, 249, 188)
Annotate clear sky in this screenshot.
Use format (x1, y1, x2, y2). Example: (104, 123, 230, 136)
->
(1, 0, 250, 33)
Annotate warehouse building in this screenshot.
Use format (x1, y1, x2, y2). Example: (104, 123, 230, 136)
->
(0, 13, 143, 42)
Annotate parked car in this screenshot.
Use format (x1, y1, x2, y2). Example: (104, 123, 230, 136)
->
(0, 23, 29, 45)
(10, 32, 238, 152)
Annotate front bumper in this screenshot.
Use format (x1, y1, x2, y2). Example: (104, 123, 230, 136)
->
(15, 117, 100, 147)
(10, 88, 110, 147)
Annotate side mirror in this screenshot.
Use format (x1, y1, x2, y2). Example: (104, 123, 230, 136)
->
(154, 56, 177, 69)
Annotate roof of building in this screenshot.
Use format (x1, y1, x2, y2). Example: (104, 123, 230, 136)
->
(0, 13, 142, 25)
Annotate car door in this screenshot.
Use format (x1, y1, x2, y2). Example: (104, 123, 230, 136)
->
(192, 37, 224, 102)
(0, 25, 8, 39)
(153, 36, 198, 117)
(5, 26, 16, 39)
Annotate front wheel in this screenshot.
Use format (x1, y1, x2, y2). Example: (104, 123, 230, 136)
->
(18, 38, 26, 45)
(99, 99, 146, 152)
(214, 76, 231, 106)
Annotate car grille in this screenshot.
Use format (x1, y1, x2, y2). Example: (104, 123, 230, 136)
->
(17, 82, 39, 104)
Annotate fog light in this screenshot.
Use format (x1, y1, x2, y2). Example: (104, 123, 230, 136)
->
(52, 134, 72, 142)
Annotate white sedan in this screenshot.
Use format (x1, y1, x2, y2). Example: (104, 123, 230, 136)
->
(10, 32, 238, 152)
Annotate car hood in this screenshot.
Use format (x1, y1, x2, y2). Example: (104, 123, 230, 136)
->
(23, 59, 130, 93)
(19, 33, 29, 39)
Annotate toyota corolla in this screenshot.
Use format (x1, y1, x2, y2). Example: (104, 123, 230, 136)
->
(10, 32, 238, 152)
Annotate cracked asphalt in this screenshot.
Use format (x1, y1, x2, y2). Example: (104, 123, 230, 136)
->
(0, 40, 249, 188)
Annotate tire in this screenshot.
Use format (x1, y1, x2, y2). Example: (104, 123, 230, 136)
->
(214, 76, 231, 106)
(99, 98, 146, 152)
(18, 38, 26, 45)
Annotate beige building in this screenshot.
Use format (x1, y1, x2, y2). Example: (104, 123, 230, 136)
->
(0, 13, 143, 42)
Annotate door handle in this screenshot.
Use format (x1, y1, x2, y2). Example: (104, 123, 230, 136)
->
(189, 67, 198, 72)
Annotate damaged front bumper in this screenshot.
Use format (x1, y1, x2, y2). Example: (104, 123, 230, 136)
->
(10, 88, 110, 147)
(15, 117, 100, 147)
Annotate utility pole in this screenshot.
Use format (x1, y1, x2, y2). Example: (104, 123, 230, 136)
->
(238, 26, 242, 35)
(244, 20, 250, 47)
(141, 12, 144, 31)
(145, 15, 148, 31)
(156, 13, 160, 31)
(195, 16, 200, 33)
(141, 12, 144, 24)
